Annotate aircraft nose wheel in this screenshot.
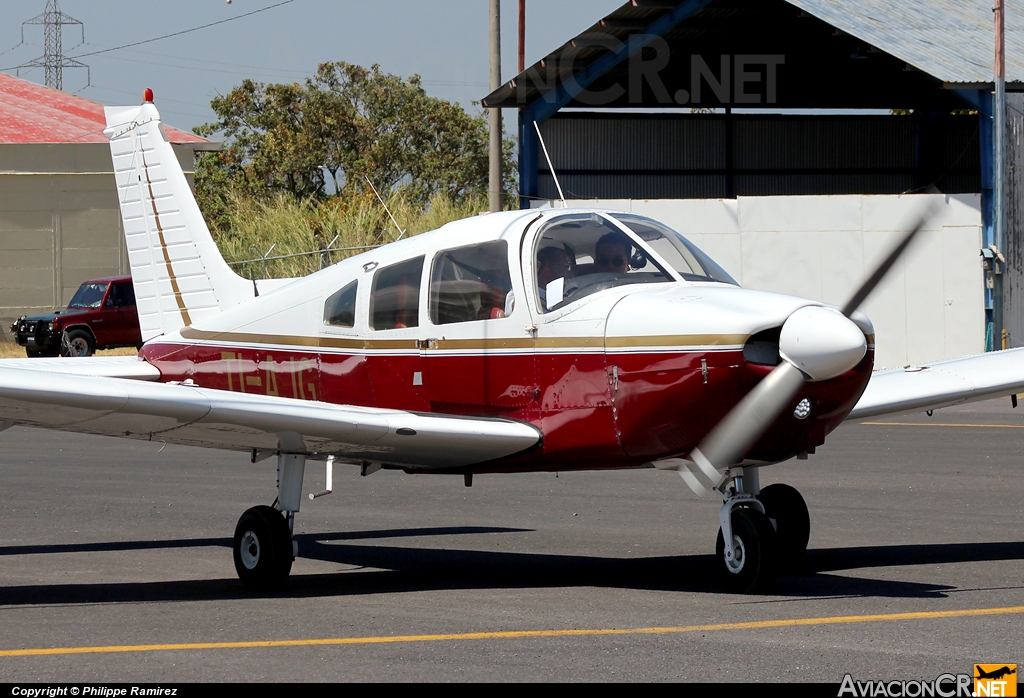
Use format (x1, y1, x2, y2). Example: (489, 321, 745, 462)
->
(757, 483, 810, 562)
(233, 505, 293, 588)
(715, 508, 777, 593)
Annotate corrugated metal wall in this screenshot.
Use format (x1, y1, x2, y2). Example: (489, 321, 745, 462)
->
(1003, 93, 1024, 348)
(0, 143, 199, 342)
(538, 113, 980, 201)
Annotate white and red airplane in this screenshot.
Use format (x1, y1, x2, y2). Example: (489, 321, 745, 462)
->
(2, 97, 1023, 593)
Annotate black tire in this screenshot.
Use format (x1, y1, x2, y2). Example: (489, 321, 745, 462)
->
(758, 483, 810, 562)
(60, 329, 95, 357)
(716, 508, 778, 593)
(233, 505, 293, 588)
(25, 346, 44, 358)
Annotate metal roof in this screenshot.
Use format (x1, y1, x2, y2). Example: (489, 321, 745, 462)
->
(483, 0, 1021, 110)
(787, 0, 1024, 87)
(0, 74, 209, 145)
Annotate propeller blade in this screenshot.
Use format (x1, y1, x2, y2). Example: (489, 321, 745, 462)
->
(691, 361, 805, 469)
(840, 208, 934, 317)
(689, 204, 935, 473)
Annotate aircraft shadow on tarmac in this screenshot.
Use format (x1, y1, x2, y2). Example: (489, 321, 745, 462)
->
(1, 527, 1022, 605)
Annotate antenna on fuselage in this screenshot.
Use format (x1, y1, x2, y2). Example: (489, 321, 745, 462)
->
(365, 176, 407, 241)
(533, 120, 566, 208)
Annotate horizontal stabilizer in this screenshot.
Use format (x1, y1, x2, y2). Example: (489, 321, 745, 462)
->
(0, 356, 161, 381)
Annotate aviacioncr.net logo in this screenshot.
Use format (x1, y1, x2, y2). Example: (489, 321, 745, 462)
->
(838, 674, 973, 697)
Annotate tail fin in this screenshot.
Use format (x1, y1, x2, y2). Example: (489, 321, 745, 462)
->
(103, 102, 252, 341)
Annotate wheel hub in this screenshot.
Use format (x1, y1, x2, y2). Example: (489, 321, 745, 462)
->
(724, 535, 746, 574)
(240, 530, 260, 570)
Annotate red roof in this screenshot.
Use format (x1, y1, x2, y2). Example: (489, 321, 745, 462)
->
(0, 73, 208, 145)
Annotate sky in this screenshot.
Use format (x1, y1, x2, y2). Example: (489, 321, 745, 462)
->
(0, 0, 623, 134)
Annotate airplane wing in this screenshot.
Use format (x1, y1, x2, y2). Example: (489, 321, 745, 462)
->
(0, 365, 542, 469)
(847, 347, 1024, 420)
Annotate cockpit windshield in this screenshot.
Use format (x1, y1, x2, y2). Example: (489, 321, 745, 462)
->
(610, 214, 739, 286)
(68, 282, 109, 309)
(532, 213, 673, 313)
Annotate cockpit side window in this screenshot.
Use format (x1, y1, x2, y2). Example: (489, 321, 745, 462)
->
(430, 241, 511, 325)
(324, 280, 357, 328)
(370, 256, 424, 330)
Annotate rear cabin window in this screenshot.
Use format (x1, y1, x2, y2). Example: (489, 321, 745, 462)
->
(370, 257, 424, 330)
(323, 281, 357, 328)
(430, 241, 511, 325)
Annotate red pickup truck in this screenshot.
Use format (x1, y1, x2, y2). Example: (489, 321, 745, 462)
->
(10, 275, 142, 357)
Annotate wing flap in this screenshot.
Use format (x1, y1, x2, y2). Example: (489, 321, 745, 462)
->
(848, 348, 1024, 420)
(0, 366, 542, 468)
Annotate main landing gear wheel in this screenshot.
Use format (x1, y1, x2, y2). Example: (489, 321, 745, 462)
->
(757, 483, 810, 562)
(233, 505, 293, 588)
(716, 508, 778, 593)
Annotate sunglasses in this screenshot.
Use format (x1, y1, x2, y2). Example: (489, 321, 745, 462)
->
(598, 256, 626, 267)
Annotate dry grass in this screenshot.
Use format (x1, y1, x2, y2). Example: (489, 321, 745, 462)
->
(0, 193, 488, 355)
(216, 191, 490, 279)
(0, 342, 137, 359)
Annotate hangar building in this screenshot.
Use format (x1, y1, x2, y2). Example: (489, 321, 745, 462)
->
(484, 0, 1024, 368)
(0, 74, 215, 341)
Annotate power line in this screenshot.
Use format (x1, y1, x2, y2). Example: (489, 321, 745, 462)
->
(93, 45, 311, 77)
(67, 0, 298, 59)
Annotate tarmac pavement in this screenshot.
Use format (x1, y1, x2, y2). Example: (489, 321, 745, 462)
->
(0, 398, 1021, 682)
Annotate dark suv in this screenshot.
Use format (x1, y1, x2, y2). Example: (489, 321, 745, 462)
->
(10, 275, 142, 357)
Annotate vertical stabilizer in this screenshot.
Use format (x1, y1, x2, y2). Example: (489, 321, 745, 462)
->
(103, 102, 252, 341)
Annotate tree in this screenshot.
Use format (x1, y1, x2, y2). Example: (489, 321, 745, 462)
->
(194, 62, 517, 223)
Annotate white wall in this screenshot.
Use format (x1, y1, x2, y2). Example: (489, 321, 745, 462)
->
(535, 194, 984, 369)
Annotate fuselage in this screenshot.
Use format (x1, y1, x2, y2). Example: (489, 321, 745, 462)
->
(139, 209, 874, 473)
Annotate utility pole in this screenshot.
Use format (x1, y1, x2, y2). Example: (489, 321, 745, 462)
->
(519, 0, 526, 75)
(15, 0, 88, 91)
(489, 0, 503, 212)
(995, 0, 1007, 348)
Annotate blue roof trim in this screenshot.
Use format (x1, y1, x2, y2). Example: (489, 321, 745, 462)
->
(523, 0, 716, 127)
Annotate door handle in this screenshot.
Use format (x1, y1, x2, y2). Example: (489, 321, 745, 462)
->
(416, 338, 439, 350)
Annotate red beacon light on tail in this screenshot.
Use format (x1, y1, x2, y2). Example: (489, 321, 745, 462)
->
(143, 88, 154, 103)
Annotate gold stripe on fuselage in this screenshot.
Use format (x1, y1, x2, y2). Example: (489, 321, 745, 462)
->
(177, 327, 752, 353)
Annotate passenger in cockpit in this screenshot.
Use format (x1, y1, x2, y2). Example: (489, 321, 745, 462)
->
(535, 246, 574, 311)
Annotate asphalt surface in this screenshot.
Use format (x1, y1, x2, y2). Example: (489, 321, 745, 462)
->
(0, 398, 1022, 682)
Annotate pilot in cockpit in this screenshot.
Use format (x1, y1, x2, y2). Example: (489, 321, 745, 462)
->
(594, 232, 632, 274)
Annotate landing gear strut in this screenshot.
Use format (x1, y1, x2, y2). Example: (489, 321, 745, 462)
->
(714, 467, 777, 593)
(233, 446, 306, 588)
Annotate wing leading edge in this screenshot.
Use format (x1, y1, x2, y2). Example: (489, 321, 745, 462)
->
(0, 365, 542, 469)
(848, 347, 1024, 421)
